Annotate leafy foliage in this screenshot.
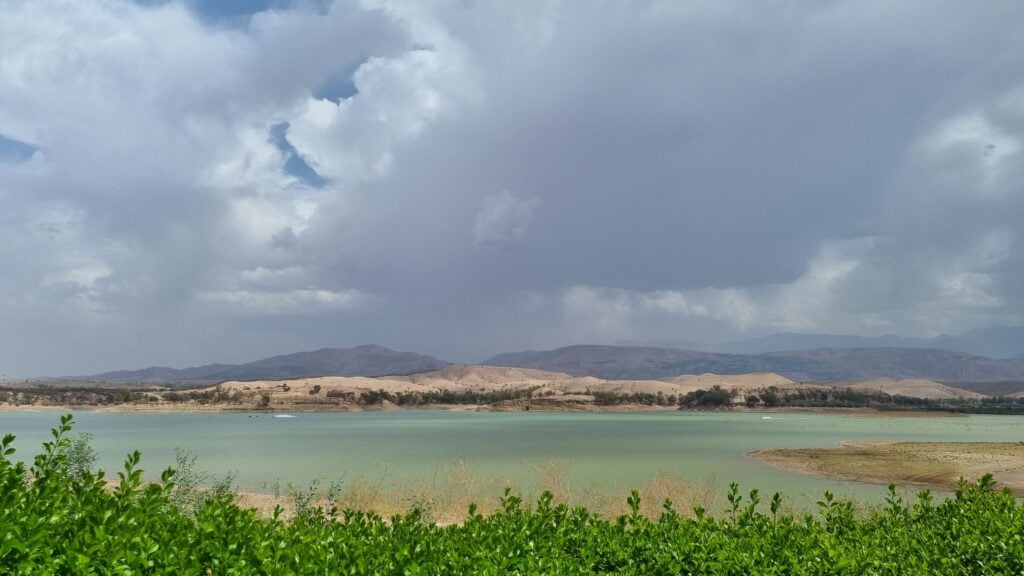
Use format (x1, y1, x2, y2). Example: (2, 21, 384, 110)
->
(167, 448, 237, 517)
(758, 386, 1024, 414)
(679, 385, 736, 407)
(3, 416, 1024, 574)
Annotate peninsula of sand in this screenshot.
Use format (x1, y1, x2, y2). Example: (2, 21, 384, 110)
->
(751, 441, 1024, 496)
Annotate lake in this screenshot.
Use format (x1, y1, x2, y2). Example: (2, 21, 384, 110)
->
(2, 410, 1022, 508)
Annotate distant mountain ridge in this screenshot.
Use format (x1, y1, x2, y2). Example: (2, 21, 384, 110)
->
(64, 337, 1024, 385)
(720, 334, 930, 354)
(484, 345, 1024, 382)
(74, 345, 451, 383)
(721, 324, 1024, 359)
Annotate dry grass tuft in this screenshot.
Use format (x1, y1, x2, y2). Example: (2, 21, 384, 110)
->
(237, 460, 722, 524)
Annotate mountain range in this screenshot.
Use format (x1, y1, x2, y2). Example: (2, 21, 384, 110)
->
(719, 324, 1024, 359)
(53, 325, 1024, 385)
(484, 345, 1024, 382)
(73, 345, 450, 384)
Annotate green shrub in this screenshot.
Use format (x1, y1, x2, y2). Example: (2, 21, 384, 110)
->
(679, 385, 736, 407)
(2, 415, 1023, 574)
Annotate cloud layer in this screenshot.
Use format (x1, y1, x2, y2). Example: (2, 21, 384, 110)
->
(1, 0, 1022, 376)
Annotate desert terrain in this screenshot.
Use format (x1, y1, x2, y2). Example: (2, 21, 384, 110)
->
(3, 364, 1019, 414)
(130, 366, 800, 412)
(751, 441, 1024, 495)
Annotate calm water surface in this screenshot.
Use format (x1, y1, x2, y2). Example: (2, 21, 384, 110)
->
(2, 410, 1022, 506)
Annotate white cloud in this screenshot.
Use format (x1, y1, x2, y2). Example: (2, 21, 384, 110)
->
(473, 191, 539, 246)
(924, 112, 1022, 192)
(1, 0, 1024, 374)
(555, 238, 884, 337)
(552, 226, 1015, 341)
(198, 288, 369, 315)
(288, 46, 474, 184)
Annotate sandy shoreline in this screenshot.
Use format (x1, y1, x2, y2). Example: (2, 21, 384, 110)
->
(751, 441, 1024, 496)
(0, 402, 969, 416)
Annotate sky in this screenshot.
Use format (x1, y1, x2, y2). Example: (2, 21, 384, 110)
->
(1, 0, 1023, 377)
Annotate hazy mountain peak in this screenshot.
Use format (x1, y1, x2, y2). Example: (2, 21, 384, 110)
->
(73, 346, 450, 384)
(486, 344, 1024, 382)
(721, 324, 1024, 359)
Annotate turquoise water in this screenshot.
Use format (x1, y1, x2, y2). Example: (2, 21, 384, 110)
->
(2, 410, 1022, 506)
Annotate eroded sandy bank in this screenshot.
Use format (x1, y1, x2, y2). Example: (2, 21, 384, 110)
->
(751, 441, 1024, 495)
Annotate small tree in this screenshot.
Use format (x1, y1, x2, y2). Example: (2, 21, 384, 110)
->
(57, 433, 97, 478)
(679, 386, 734, 408)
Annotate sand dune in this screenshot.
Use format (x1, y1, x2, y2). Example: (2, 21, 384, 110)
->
(833, 378, 983, 400)
(396, 365, 577, 391)
(211, 367, 810, 406)
(218, 376, 435, 401)
(672, 372, 797, 391)
(561, 379, 690, 396)
(188, 366, 990, 411)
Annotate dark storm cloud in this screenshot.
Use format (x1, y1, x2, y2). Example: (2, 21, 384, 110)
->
(1, 0, 1022, 376)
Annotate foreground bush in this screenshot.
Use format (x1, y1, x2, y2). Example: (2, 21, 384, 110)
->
(2, 416, 1023, 574)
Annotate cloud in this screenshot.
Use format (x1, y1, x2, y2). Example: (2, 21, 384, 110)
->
(1, 0, 1023, 376)
(473, 191, 539, 246)
(559, 237, 874, 334)
(198, 288, 369, 315)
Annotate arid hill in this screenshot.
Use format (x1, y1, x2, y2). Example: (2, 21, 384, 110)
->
(831, 378, 985, 400)
(212, 369, 984, 406)
(13, 364, 1008, 412)
(396, 365, 579, 390)
(953, 381, 1024, 397)
(671, 373, 797, 391)
(204, 367, 812, 409)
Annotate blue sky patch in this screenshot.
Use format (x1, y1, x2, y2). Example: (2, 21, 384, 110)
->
(0, 134, 37, 163)
(313, 62, 363, 103)
(136, 0, 290, 24)
(269, 123, 327, 188)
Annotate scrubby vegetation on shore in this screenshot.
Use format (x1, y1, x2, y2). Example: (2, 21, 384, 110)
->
(5, 365, 1024, 415)
(3, 416, 1024, 574)
(570, 385, 1024, 414)
(8, 380, 1024, 415)
(0, 384, 164, 407)
(758, 387, 1024, 414)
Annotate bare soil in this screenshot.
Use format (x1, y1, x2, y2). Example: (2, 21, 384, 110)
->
(751, 441, 1024, 495)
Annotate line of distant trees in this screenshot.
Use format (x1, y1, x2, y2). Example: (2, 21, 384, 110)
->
(581, 384, 1024, 414)
(0, 386, 157, 406)
(6, 382, 1024, 414)
(766, 387, 1024, 414)
(591, 386, 736, 408)
(161, 388, 243, 404)
(593, 384, 1024, 414)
